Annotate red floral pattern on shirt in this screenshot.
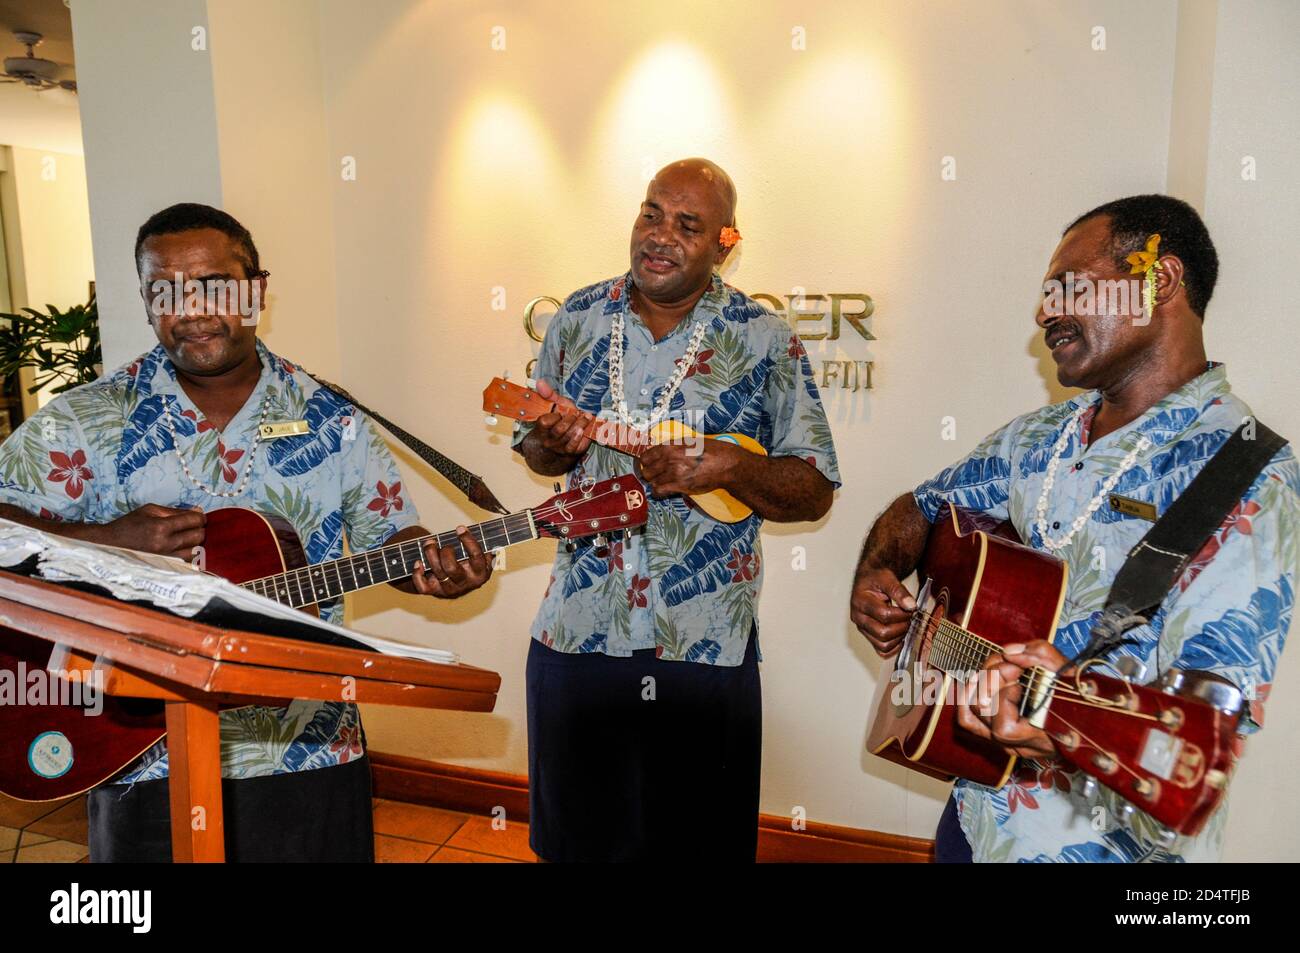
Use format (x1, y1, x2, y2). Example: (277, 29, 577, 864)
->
(627, 574, 650, 610)
(215, 439, 245, 483)
(1179, 499, 1262, 592)
(366, 480, 404, 517)
(1006, 774, 1040, 813)
(329, 724, 363, 763)
(726, 545, 758, 582)
(47, 450, 93, 500)
(180, 409, 215, 433)
(681, 348, 714, 379)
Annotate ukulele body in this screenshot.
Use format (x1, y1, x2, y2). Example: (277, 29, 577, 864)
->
(643, 420, 768, 523)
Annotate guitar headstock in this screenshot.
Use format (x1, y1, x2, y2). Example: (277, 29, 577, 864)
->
(532, 475, 648, 541)
(1042, 666, 1243, 837)
(483, 377, 553, 424)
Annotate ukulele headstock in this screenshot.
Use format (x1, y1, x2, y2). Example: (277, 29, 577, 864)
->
(532, 475, 649, 542)
(1042, 665, 1244, 838)
(483, 377, 552, 424)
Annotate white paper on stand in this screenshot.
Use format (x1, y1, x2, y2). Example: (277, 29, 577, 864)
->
(0, 518, 457, 664)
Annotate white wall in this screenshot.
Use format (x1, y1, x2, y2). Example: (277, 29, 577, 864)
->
(1193, 0, 1300, 862)
(0, 145, 95, 409)
(1, 147, 94, 311)
(70, 0, 1299, 858)
(70, 0, 222, 371)
(311, 0, 1181, 842)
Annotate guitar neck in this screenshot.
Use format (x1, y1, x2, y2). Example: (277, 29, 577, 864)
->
(239, 510, 538, 609)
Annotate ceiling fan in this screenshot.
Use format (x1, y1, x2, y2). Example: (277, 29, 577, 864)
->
(2, 31, 76, 92)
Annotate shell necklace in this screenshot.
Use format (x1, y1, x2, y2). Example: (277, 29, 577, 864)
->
(608, 306, 708, 429)
(164, 390, 274, 499)
(1034, 405, 1152, 552)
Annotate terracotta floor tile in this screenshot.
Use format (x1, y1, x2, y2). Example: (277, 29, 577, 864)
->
(26, 797, 88, 845)
(19, 831, 54, 847)
(16, 838, 88, 863)
(430, 847, 520, 863)
(0, 827, 19, 852)
(444, 815, 536, 862)
(0, 792, 75, 829)
(371, 799, 466, 844)
(0, 850, 13, 863)
(374, 834, 437, 863)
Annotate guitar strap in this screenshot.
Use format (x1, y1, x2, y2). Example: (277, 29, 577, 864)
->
(1075, 418, 1288, 665)
(305, 373, 512, 516)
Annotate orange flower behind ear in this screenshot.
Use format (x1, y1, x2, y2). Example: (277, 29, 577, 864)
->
(1126, 233, 1162, 274)
(719, 226, 743, 249)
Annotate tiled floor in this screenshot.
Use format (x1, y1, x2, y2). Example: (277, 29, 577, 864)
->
(0, 791, 89, 863)
(0, 791, 534, 863)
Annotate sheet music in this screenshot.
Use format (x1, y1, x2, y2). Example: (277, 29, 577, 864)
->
(0, 518, 458, 664)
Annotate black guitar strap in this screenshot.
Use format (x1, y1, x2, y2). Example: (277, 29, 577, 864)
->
(1076, 418, 1288, 665)
(305, 373, 511, 516)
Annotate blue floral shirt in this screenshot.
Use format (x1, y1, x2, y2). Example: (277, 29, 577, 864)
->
(0, 340, 420, 781)
(514, 273, 840, 666)
(914, 364, 1299, 862)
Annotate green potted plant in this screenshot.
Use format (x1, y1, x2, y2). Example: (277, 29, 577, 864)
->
(0, 295, 102, 396)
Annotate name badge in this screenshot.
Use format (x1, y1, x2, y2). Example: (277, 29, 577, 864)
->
(1109, 493, 1158, 522)
(258, 420, 310, 440)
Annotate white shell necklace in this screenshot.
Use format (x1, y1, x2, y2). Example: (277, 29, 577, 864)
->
(608, 305, 709, 429)
(1034, 404, 1152, 552)
(163, 390, 274, 499)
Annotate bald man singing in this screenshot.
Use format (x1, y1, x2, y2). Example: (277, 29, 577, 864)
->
(512, 159, 840, 861)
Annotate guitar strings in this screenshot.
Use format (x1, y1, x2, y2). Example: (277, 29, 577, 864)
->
(238, 483, 634, 606)
(913, 612, 1162, 714)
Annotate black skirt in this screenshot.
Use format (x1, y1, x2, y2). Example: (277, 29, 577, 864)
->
(526, 631, 762, 862)
(86, 755, 374, 863)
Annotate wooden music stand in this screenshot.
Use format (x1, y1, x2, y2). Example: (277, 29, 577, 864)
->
(0, 570, 500, 862)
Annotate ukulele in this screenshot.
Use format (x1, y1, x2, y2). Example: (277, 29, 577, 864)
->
(866, 503, 1244, 837)
(0, 475, 649, 801)
(482, 376, 766, 523)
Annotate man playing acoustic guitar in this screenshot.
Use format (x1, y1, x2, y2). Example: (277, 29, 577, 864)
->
(0, 203, 493, 861)
(851, 195, 1299, 862)
(514, 158, 840, 861)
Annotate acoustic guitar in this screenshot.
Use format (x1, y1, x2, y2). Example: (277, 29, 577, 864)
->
(483, 377, 767, 523)
(866, 504, 1244, 837)
(0, 475, 649, 801)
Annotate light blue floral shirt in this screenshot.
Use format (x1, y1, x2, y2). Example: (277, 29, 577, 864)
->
(0, 340, 420, 780)
(514, 272, 840, 666)
(914, 364, 1299, 862)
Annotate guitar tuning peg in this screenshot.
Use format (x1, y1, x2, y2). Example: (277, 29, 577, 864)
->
(554, 482, 562, 493)
(564, 541, 576, 553)
(622, 529, 632, 545)
(1079, 777, 1098, 799)
(484, 414, 499, 426)
(1115, 656, 1147, 683)
(1156, 828, 1178, 848)
(1117, 803, 1135, 825)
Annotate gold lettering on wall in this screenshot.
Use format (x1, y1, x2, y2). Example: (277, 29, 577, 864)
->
(521, 291, 876, 392)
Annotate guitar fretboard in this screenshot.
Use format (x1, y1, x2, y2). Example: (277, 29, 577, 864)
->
(239, 510, 536, 609)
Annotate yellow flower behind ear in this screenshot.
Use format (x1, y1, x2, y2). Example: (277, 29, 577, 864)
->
(1127, 233, 1162, 274)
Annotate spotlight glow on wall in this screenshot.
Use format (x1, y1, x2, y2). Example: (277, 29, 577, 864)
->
(589, 40, 737, 194)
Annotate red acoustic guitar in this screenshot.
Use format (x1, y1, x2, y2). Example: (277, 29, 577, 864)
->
(867, 504, 1244, 837)
(0, 475, 649, 801)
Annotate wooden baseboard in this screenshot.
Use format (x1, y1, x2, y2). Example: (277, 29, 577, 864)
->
(368, 751, 934, 863)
